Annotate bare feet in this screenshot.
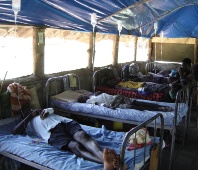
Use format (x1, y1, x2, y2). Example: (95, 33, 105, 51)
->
(103, 148, 119, 170)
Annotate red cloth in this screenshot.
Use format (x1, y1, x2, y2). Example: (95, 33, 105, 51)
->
(96, 86, 165, 102)
(7, 83, 31, 117)
(127, 141, 152, 150)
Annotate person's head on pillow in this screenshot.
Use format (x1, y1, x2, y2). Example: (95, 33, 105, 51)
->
(94, 91, 102, 96)
(78, 95, 90, 103)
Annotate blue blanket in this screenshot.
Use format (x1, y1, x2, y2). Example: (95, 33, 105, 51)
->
(0, 117, 154, 170)
(50, 99, 188, 127)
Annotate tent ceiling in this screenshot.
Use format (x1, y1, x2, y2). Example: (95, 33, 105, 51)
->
(0, 0, 198, 38)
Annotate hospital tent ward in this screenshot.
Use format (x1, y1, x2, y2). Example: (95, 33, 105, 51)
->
(0, 0, 198, 170)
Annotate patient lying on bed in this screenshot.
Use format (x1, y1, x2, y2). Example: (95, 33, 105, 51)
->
(12, 108, 119, 169)
(78, 92, 173, 112)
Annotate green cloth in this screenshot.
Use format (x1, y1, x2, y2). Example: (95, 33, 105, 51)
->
(0, 90, 11, 118)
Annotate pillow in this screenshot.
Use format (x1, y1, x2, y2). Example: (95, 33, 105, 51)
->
(51, 90, 82, 102)
(74, 89, 93, 97)
(28, 86, 41, 109)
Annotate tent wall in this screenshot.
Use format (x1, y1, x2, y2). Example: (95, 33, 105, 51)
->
(151, 38, 198, 63)
(0, 27, 197, 108)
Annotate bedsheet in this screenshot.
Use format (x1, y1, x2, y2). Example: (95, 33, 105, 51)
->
(0, 117, 154, 170)
(50, 98, 188, 128)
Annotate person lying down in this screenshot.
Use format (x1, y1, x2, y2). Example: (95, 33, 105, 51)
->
(78, 92, 173, 112)
(12, 108, 120, 170)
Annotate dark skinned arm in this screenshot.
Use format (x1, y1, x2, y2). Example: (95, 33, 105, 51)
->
(12, 109, 41, 135)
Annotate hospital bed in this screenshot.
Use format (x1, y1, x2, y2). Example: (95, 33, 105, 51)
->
(46, 74, 192, 169)
(93, 67, 168, 102)
(0, 113, 164, 170)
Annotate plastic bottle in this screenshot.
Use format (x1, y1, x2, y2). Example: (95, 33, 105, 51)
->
(12, 0, 21, 22)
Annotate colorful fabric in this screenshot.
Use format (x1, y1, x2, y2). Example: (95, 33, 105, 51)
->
(117, 81, 144, 89)
(96, 86, 166, 102)
(127, 128, 152, 150)
(7, 83, 31, 117)
(127, 141, 152, 150)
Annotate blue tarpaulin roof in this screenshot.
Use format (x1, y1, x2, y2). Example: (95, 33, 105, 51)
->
(0, 0, 198, 38)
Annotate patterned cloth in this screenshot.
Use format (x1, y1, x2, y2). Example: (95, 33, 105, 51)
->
(96, 86, 166, 102)
(7, 83, 31, 117)
(127, 141, 152, 151)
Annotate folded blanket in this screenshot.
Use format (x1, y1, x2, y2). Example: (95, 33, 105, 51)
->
(117, 81, 144, 89)
(51, 90, 82, 102)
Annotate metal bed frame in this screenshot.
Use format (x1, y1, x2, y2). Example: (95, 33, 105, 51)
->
(93, 66, 116, 93)
(185, 83, 198, 137)
(145, 61, 181, 74)
(120, 113, 164, 170)
(0, 114, 164, 170)
(0, 152, 52, 170)
(93, 66, 170, 102)
(45, 74, 191, 170)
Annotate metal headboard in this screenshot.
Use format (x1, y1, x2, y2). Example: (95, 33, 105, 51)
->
(45, 74, 80, 107)
(120, 113, 164, 170)
(169, 83, 191, 170)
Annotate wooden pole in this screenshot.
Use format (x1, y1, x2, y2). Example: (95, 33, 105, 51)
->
(194, 38, 198, 64)
(88, 32, 93, 70)
(33, 27, 45, 78)
(134, 37, 138, 62)
(148, 38, 152, 61)
(112, 34, 119, 68)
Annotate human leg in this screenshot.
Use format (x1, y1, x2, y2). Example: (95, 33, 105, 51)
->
(66, 140, 103, 163)
(63, 120, 104, 162)
(73, 130, 104, 162)
(110, 94, 125, 109)
(49, 121, 103, 163)
(132, 100, 173, 112)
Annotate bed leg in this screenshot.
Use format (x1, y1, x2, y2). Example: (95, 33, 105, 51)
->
(169, 128, 176, 170)
(149, 145, 159, 170)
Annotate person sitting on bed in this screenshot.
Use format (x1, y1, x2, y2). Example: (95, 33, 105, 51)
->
(169, 58, 193, 99)
(78, 92, 173, 112)
(12, 108, 119, 169)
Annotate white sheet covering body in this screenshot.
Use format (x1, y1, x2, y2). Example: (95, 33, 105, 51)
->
(86, 93, 117, 105)
(26, 114, 70, 142)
